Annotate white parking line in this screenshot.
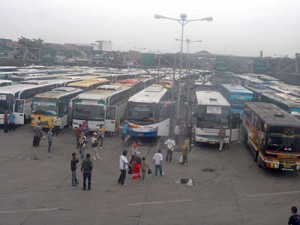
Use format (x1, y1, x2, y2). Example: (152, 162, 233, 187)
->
(0, 208, 59, 214)
(128, 199, 193, 206)
(246, 190, 300, 198)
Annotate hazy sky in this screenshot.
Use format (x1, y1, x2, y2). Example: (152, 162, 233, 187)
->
(1, 0, 299, 57)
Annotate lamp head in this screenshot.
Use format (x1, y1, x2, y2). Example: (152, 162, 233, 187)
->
(154, 14, 165, 19)
(180, 13, 187, 21)
(203, 17, 213, 21)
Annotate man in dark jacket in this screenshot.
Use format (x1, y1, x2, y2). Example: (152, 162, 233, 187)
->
(81, 153, 93, 190)
(288, 206, 300, 225)
(71, 152, 79, 186)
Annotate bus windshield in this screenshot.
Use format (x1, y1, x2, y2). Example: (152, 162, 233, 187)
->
(127, 102, 156, 122)
(0, 94, 13, 113)
(196, 106, 230, 129)
(32, 99, 58, 116)
(266, 127, 300, 152)
(74, 104, 104, 121)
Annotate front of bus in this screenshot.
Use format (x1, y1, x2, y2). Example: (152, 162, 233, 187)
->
(72, 98, 105, 131)
(126, 102, 160, 137)
(195, 105, 231, 144)
(259, 126, 300, 171)
(31, 97, 58, 128)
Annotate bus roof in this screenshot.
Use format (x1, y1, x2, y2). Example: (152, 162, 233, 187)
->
(262, 92, 300, 107)
(33, 87, 83, 99)
(222, 84, 253, 94)
(75, 85, 130, 101)
(128, 84, 168, 104)
(0, 83, 48, 95)
(245, 102, 300, 127)
(195, 91, 230, 107)
(66, 78, 109, 88)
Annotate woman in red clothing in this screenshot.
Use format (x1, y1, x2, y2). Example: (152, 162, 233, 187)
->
(132, 152, 142, 181)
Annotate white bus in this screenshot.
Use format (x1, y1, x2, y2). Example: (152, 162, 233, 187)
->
(194, 91, 231, 144)
(125, 84, 173, 138)
(72, 79, 145, 132)
(0, 82, 63, 125)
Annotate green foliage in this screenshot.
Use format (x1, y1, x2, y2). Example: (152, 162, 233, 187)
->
(18, 36, 44, 48)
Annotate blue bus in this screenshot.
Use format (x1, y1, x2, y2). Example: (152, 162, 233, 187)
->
(220, 84, 253, 119)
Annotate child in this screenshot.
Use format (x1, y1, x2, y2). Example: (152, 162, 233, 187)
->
(141, 157, 150, 180)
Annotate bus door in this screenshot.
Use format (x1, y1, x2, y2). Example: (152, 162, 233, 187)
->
(230, 113, 240, 142)
(14, 99, 25, 125)
(105, 106, 116, 132)
(157, 102, 172, 137)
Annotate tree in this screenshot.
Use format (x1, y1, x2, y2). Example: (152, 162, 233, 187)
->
(18, 36, 44, 48)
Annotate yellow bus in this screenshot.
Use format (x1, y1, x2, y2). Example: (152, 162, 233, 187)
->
(66, 78, 110, 92)
(31, 87, 83, 129)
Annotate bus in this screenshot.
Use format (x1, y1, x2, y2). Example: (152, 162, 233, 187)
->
(260, 92, 300, 120)
(241, 102, 300, 171)
(0, 82, 63, 125)
(219, 84, 253, 119)
(0, 80, 13, 87)
(31, 87, 83, 128)
(125, 84, 173, 138)
(194, 91, 231, 144)
(66, 78, 110, 91)
(72, 79, 146, 132)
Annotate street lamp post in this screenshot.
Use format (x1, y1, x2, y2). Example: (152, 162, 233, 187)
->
(154, 13, 212, 126)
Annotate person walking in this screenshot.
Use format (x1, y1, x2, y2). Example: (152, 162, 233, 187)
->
(78, 132, 87, 160)
(53, 116, 61, 136)
(81, 153, 93, 190)
(8, 112, 16, 131)
(3, 111, 8, 133)
(174, 124, 180, 145)
(165, 136, 175, 163)
(218, 127, 226, 151)
(75, 124, 82, 149)
(47, 128, 53, 153)
(153, 149, 163, 176)
(97, 124, 105, 149)
(182, 139, 190, 166)
(288, 206, 300, 225)
(130, 140, 138, 164)
(92, 132, 100, 160)
(132, 158, 141, 181)
(71, 152, 79, 186)
(121, 120, 129, 142)
(141, 157, 150, 180)
(118, 150, 131, 186)
(33, 122, 43, 147)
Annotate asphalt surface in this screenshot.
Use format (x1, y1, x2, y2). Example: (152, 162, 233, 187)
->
(0, 125, 299, 225)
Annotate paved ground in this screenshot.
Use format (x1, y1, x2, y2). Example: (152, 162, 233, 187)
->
(0, 125, 299, 225)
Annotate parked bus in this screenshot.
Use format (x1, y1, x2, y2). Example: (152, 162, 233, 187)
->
(0, 82, 63, 125)
(0, 80, 13, 87)
(66, 78, 110, 91)
(194, 91, 231, 144)
(241, 102, 300, 171)
(31, 87, 83, 128)
(219, 84, 253, 119)
(125, 84, 173, 138)
(72, 79, 146, 132)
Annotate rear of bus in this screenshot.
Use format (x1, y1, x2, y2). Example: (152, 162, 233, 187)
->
(194, 91, 231, 144)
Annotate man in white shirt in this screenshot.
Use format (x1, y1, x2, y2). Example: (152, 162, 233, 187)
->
(153, 149, 163, 176)
(118, 150, 131, 185)
(53, 116, 62, 136)
(165, 137, 176, 163)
